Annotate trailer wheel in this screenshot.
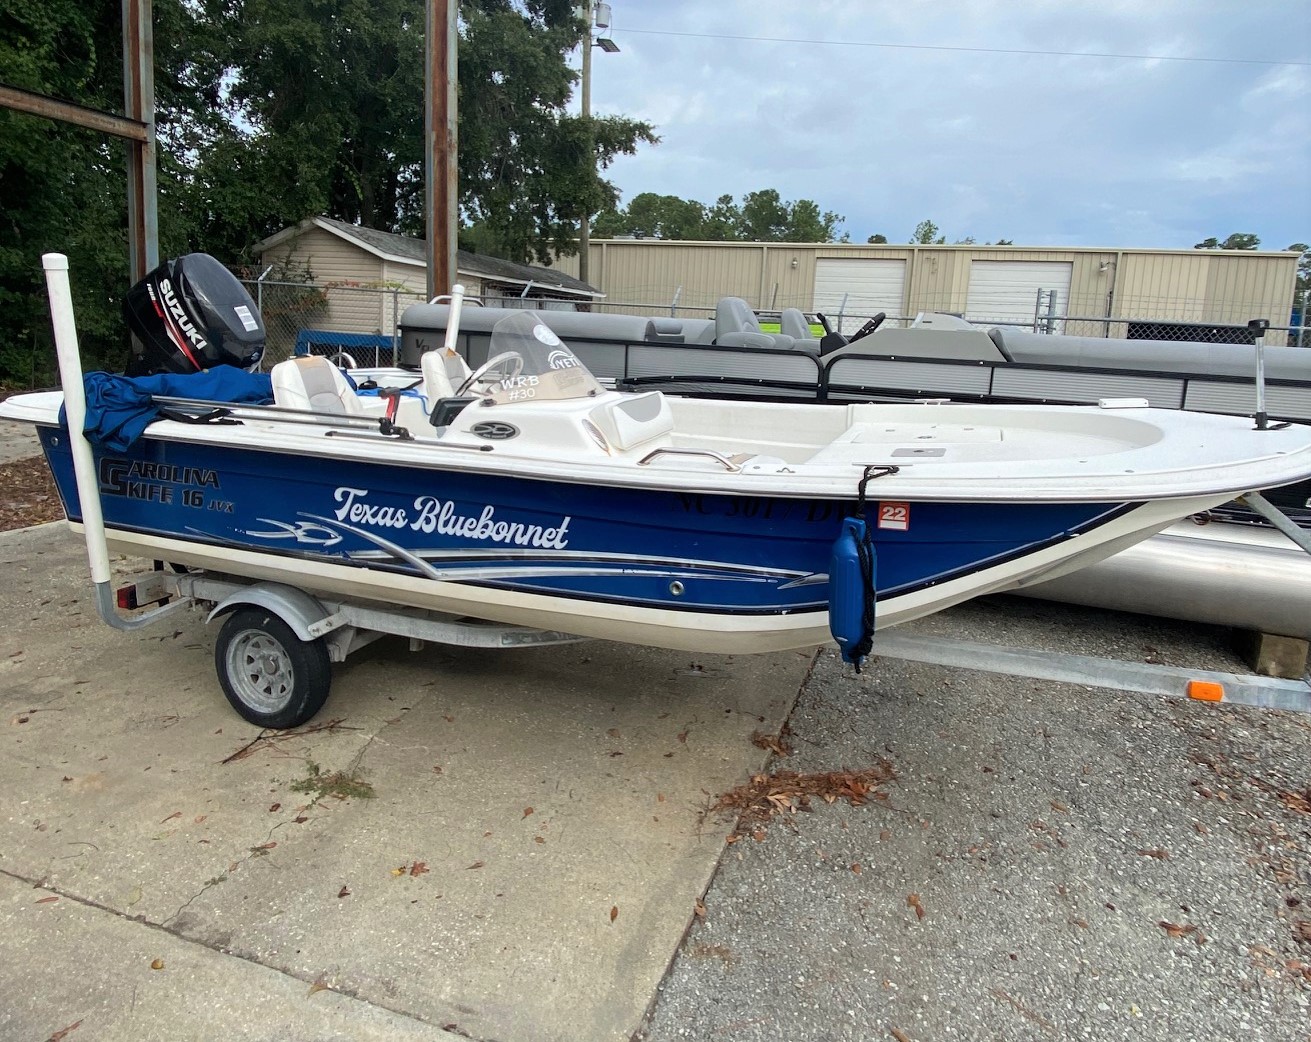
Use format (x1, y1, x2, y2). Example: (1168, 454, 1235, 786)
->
(215, 608, 331, 729)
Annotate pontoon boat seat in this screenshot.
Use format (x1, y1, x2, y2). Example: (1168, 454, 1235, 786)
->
(271, 356, 364, 415)
(644, 318, 686, 345)
(588, 392, 674, 451)
(715, 297, 796, 351)
(779, 308, 823, 353)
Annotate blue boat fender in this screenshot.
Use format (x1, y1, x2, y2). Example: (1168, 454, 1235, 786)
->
(829, 515, 877, 670)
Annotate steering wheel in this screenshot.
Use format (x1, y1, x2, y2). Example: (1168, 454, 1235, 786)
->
(455, 350, 525, 396)
(849, 312, 887, 341)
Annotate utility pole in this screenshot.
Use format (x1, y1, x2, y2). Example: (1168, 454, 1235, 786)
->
(122, 0, 158, 282)
(426, 0, 458, 300)
(577, 3, 617, 286)
(578, 2, 593, 285)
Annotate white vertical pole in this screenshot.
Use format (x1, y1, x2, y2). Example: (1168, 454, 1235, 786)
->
(43, 253, 112, 585)
(443, 283, 466, 356)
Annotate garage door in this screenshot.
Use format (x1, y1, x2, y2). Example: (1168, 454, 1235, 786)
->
(966, 261, 1072, 331)
(814, 258, 907, 335)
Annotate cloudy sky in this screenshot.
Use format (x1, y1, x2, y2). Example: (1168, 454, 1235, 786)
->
(581, 0, 1310, 250)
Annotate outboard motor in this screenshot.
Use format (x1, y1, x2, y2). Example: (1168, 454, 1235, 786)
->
(123, 253, 265, 375)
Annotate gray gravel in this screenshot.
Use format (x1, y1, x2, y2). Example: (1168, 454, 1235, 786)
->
(640, 597, 1311, 1042)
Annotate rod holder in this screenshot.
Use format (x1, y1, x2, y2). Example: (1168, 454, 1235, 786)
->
(1248, 317, 1270, 429)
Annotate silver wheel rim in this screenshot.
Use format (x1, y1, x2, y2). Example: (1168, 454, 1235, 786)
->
(225, 628, 296, 714)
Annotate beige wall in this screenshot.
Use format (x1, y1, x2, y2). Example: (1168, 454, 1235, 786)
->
(556, 241, 1298, 334)
(259, 227, 390, 336)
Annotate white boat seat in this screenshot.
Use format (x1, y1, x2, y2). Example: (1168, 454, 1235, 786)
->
(420, 350, 456, 400)
(271, 356, 364, 415)
(588, 392, 674, 451)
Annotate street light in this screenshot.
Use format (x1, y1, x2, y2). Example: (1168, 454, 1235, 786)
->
(579, 0, 619, 284)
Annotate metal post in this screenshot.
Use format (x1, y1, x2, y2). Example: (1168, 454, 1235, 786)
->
(122, 0, 158, 283)
(425, 0, 458, 301)
(1301, 289, 1309, 350)
(1249, 317, 1270, 429)
(670, 285, 681, 317)
(579, 1, 592, 285)
(391, 288, 400, 362)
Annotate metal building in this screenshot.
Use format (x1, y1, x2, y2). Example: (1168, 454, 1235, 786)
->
(553, 241, 1301, 341)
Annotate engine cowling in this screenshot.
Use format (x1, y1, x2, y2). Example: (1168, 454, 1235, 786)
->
(123, 253, 265, 375)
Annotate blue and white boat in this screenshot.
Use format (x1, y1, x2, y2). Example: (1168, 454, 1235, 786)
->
(7, 311, 1311, 660)
(7, 277, 1311, 668)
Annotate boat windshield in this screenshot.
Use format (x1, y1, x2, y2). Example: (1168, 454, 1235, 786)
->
(480, 312, 604, 405)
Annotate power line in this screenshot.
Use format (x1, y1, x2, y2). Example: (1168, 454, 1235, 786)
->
(616, 27, 1310, 68)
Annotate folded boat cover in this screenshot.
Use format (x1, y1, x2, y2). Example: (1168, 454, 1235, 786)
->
(61, 369, 274, 451)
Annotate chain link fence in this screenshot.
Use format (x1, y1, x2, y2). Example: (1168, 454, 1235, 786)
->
(243, 280, 428, 369)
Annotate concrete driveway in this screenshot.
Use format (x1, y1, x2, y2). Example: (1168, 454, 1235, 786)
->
(0, 522, 810, 1042)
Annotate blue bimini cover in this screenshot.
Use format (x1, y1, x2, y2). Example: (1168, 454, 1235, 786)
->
(64, 369, 274, 452)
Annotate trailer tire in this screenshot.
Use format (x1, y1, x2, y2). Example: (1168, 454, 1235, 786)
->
(215, 608, 331, 729)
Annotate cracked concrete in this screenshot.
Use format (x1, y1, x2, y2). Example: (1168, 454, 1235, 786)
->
(0, 522, 807, 1041)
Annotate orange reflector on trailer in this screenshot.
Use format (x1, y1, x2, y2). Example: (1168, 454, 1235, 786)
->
(1187, 680, 1225, 702)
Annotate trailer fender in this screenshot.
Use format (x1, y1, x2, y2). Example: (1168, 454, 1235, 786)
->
(206, 583, 333, 643)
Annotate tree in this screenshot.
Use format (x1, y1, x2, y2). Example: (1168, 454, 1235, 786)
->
(702, 194, 740, 241)
(1194, 233, 1261, 250)
(782, 199, 845, 243)
(623, 193, 707, 240)
(911, 219, 945, 244)
(593, 188, 846, 243)
(1288, 243, 1310, 297)
(190, 0, 656, 266)
(866, 233, 888, 244)
(0, 0, 220, 381)
(738, 189, 789, 241)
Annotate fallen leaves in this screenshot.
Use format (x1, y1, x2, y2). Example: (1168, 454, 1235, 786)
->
(609, 905, 619, 923)
(750, 727, 793, 757)
(1158, 921, 1206, 945)
(1294, 920, 1311, 945)
(1137, 849, 1170, 860)
(522, 807, 534, 819)
(35, 896, 59, 905)
(409, 862, 429, 877)
(337, 886, 350, 899)
(907, 893, 925, 920)
(307, 978, 330, 997)
(0, 456, 62, 532)
(1279, 787, 1311, 815)
(150, 958, 165, 970)
(712, 764, 896, 834)
(45, 1019, 83, 1042)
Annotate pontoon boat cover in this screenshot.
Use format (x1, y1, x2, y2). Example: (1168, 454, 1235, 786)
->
(63, 369, 274, 451)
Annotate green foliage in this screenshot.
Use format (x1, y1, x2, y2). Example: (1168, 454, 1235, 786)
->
(911, 219, 945, 245)
(866, 233, 888, 244)
(0, 0, 658, 381)
(1194, 233, 1261, 250)
(595, 188, 846, 243)
(1287, 243, 1310, 297)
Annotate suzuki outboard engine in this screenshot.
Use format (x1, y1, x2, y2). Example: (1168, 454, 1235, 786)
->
(123, 253, 265, 375)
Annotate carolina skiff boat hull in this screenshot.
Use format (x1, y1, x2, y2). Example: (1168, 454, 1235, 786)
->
(7, 380, 1311, 653)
